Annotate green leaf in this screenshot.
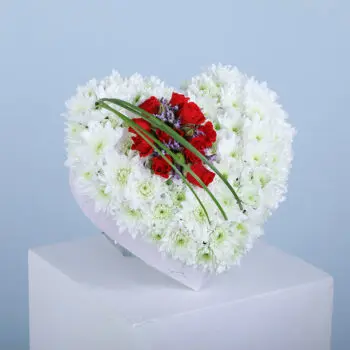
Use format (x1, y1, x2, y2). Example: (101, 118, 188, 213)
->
(99, 98, 244, 211)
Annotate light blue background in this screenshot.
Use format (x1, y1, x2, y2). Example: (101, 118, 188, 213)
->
(1, 0, 349, 349)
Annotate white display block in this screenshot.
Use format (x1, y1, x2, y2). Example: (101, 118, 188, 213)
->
(29, 235, 333, 350)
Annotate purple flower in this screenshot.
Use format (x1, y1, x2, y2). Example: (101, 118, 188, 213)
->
(174, 119, 181, 129)
(155, 113, 167, 121)
(206, 154, 217, 162)
(171, 140, 181, 151)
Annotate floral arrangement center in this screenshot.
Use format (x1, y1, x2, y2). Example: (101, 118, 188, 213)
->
(129, 93, 217, 186)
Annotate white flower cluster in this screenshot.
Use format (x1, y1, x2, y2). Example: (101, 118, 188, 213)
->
(64, 65, 295, 273)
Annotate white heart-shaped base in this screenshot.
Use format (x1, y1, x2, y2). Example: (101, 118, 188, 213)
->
(70, 174, 210, 290)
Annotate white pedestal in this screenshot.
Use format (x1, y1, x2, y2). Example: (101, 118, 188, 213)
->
(29, 235, 333, 350)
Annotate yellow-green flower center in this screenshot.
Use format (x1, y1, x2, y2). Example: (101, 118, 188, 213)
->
(152, 233, 163, 241)
(95, 141, 105, 155)
(137, 181, 154, 198)
(116, 168, 131, 186)
(175, 235, 188, 247)
(83, 171, 93, 180)
(214, 228, 226, 243)
(98, 187, 109, 199)
(232, 126, 240, 134)
(199, 250, 213, 262)
(154, 204, 172, 220)
(174, 191, 186, 205)
(125, 207, 142, 218)
(194, 206, 207, 223)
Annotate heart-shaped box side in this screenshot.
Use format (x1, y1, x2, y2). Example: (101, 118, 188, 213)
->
(69, 173, 210, 291)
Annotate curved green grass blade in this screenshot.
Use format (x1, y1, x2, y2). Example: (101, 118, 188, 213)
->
(97, 100, 227, 220)
(99, 98, 244, 211)
(97, 101, 223, 223)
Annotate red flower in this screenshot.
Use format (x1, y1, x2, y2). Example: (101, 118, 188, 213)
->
(138, 96, 160, 114)
(128, 118, 152, 135)
(184, 135, 207, 163)
(156, 128, 184, 144)
(184, 148, 204, 164)
(186, 163, 215, 187)
(156, 129, 171, 143)
(179, 102, 205, 125)
(152, 155, 173, 178)
(131, 135, 154, 157)
(190, 135, 208, 150)
(198, 121, 217, 146)
(169, 92, 189, 107)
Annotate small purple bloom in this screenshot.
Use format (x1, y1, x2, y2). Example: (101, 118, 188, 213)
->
(171, 140, 181, 151)
(155, 113, 167, 121)
(174, 120, 181, 129)
(206, 154, 217, 162)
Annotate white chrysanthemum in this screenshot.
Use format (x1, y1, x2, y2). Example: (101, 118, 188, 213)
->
(63, 79, 108, 123)
(64, 121, 86, 144)
(124, 167, 168, 211)
(101, 153, 135, 195)
(216, 134, 241, 160)
(79, 121, 123, 163)
(212, 183, 245, 220)
(78, 178, 113, 214)
(115, 204, 145, 237)
(159, 225, 199, 266)
(65, 65, 295, 273)
(218, 110, 244, 136)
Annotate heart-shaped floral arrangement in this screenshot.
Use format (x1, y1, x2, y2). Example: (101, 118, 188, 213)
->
(64, 64, 295, 274)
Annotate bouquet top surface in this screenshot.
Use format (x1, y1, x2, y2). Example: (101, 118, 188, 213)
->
(64, 64, 295, 273)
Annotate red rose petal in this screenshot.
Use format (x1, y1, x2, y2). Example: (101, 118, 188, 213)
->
(138, 96, 160, 114)
(169, 92, 190, 107)
(186, 163, 215, 187)
(179, 102, 205, 126)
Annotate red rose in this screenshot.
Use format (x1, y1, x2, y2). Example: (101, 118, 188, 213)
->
(184, 148, 204, 164)
(198, 121, 216, 146)
(156, 128, 184, 144)
(179, 102, 205, 125)
(152, 155, 173, 178)
(156, 129, 171, 143)
(128, 118, 152, 134)
(138, 96, 160, 114)
(186, 163, 215, 187)
(169, 92, 189, 107)
(131, 135, 154, 157)
(190, 135, 208, 150)
(184, 136, 207, 163)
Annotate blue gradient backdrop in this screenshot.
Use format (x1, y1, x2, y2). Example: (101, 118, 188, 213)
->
(0, 1, 349, 349)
